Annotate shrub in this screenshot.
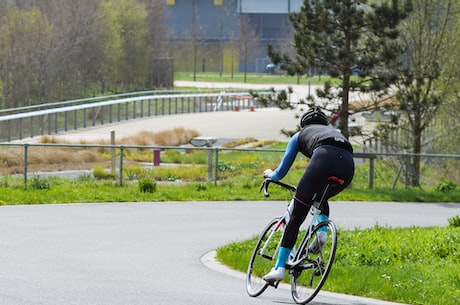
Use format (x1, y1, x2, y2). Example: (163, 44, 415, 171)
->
(138, 178, 156, 193)
(196, 183, 207, 191)
(436, 179, 457, 193)
(124, 166, 144, 180)
(93, 165, 116, 180)
(221, 137, 258, 148)
(77, 174, 93, 182)
(448, 215, 460, 227)
(29, 176, 50, 190)
(153, 127, 199, 146)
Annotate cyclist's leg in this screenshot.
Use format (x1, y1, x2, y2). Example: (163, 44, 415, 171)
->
(294, 147, 352, 253)
(273, 152, 327, 270)
(318, 202, 329, 231)
(263, 199, 309, 281)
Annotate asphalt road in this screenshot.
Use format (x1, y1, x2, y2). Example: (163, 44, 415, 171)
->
(0, 201, 458, 305)
(5, 82, 458, 304)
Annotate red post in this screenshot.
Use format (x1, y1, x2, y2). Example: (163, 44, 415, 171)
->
(153, 149, 160, 166)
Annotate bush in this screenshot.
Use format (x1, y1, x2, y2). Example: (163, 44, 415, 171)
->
(196, 183, 207, 191)
(138, 178, 156, 193)
(29, 176, 50, 190)
(77, 174, 93, 182)
(93, 165, 116, 180)
(124, 166, 144, 180)
(448, 215, 460, 227)
(436, 179, 458, 193)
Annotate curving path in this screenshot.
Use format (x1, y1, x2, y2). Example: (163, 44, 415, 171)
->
(0, 201, 458, 305)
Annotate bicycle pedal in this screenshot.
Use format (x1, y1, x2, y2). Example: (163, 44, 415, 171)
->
(267, 280, 280, 288)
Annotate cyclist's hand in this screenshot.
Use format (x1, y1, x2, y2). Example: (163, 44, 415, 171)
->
(263, 169, 273, 178)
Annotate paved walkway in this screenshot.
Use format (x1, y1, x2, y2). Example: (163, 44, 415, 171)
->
(21, 80, 364, 146)
(53, 107, 299, 144)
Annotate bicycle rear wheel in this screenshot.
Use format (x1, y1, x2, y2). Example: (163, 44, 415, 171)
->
(290, 220, 337, 304)
(246, 217, 284, 297)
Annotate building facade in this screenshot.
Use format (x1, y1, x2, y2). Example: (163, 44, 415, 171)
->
(164, 0, 303, 73)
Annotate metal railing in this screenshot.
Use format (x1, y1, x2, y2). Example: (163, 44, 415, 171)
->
(0, 90, 264, 142)
(1, 142, 459, 190)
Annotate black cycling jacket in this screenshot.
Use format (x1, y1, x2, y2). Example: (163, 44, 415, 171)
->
(297, 124, 353, 158)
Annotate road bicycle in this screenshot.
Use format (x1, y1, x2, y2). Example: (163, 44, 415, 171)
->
(246, 176, 344, 304)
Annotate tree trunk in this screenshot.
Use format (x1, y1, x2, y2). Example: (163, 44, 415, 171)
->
(411, 110, 422, 187)
(340, 74, 350, 139)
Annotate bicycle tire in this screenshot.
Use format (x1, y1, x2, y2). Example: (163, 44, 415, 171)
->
(246, 217, 284, 297)
(290, 220, 337, 304)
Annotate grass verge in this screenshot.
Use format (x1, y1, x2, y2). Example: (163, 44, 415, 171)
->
(0, 174, 459, 205)
(216, 225, 460, 305)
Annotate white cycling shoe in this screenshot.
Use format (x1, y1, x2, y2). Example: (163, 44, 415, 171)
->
(309, 231, 328, 254)
(263, 267, 286, 282)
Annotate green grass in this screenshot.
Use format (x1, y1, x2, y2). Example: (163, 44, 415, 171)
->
(216, 225, 460, 305)
(174, 71, 340, 86)
(1, 173, 459, 205)
(1, 141, 459, 204)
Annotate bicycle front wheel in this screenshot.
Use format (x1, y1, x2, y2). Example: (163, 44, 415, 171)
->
(246, 217, 284, 297)
(290, 220, 337, 304)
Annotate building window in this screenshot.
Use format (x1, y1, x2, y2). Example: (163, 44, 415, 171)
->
(166, 0, 175, 6)
(214, 0, 223, 6)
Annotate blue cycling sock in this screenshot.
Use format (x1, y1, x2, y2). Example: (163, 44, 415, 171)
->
(317, 214, 329, 233)
(275, 247, 291, 269)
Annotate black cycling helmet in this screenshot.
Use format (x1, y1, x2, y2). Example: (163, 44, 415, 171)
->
(300, 107, 328, 127)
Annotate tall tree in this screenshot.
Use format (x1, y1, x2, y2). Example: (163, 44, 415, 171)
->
(378, 0, 460, 186)
(40, 0, 102, 98)
(267, 0, 411, 138)
(101, 0, 149, 90)
(0, 7, 53, 107)
(142, 0, 172, 88)
(98, 0, 124, 92)
(0, 0, 172, 107)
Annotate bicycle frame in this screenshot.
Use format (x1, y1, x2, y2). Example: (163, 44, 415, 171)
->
(259, 217, 284, 260)
(258, 177, 341, 269)
(288, 206, 321, 268)
(258, 201, 322, 271)
(247, 177, 343, 303)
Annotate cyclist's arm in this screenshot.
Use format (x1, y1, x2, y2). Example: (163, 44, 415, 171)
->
(269, 132, 299, 181)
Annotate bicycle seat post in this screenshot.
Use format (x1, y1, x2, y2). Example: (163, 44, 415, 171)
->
(313, 183, 331, 212)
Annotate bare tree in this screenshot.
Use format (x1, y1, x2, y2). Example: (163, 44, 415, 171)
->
(142, 0, 173, 88)
(40, 0, 102, 98)
(236, 15, 261, 83)
(190, 0, 202, 81)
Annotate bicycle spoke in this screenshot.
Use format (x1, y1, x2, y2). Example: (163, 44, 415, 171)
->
(246, 217, 284, 297)
(290, 221, 337, 304)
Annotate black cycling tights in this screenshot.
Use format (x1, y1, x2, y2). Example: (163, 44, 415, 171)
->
(282, 199, 318, 249)
(280, 146, 354, 249)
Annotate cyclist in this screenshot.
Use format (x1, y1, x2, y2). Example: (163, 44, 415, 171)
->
(262, 107, 355, 282)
